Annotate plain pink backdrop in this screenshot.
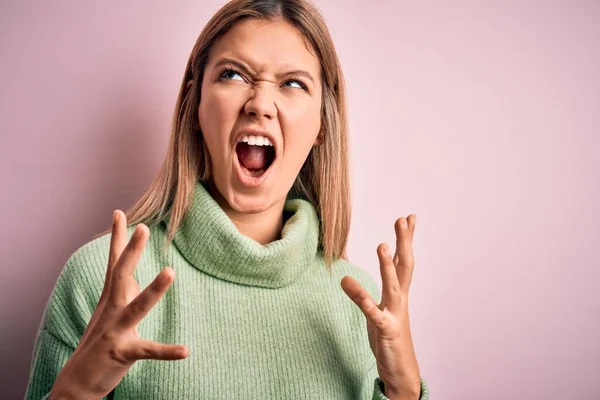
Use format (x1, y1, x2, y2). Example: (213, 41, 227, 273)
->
(1, 1, 599, 398)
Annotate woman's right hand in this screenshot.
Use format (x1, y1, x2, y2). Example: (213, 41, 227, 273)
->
(49, 210, 189, 400)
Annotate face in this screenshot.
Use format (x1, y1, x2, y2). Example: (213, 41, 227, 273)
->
(197, 18, 322, 214)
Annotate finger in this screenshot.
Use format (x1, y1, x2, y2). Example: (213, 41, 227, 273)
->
(117, 267, 175, 330)
(408, 213, 417, 236)
(340, 276, 388, 330)
(377, 243, 402, 311)
(394, 216, 416, 292)
(101, 210, 128, 303)
(83, 211, 129, 345)
(394, 216, 414, 263)
(123, 339, 189, 362)
(109, 223, 149, 305)
(108, 210, 128, 271)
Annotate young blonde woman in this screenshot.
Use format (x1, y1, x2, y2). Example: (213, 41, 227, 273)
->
(26, 1, 429, 399)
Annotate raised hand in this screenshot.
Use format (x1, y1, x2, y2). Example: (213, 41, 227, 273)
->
(49, 210, 189, 400)
(341, 215, 421, 400)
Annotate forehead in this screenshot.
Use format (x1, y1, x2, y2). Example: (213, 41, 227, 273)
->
(207, 18, 320, 76)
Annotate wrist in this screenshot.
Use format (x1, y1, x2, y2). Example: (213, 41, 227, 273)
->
(382, 378, 421, 400)
(49, 387, 99, 400)
(49, 387, 79, 400)
(50, 375, 98, 400)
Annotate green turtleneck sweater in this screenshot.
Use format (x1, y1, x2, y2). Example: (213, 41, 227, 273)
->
(26, 182, 429, 399)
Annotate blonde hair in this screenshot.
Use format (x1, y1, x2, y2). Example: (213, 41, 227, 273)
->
(96, 0, 351, 267)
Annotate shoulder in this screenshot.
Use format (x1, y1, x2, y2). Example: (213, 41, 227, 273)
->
(58, 223, 140, 293)
(329, 257, 382, 304)
(40, 233, 108, 346)
(315, 257, 380, 368)
(59, 222, 167, 286)
(41, 223, 160, 346)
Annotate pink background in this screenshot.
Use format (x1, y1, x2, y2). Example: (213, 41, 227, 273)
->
(1, 1, 599, 398)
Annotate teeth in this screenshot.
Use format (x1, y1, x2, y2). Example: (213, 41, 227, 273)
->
(239, 135, 273, 146)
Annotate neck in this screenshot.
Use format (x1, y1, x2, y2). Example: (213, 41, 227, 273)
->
(208, 183, 285, 245)
(170, 180, 320, 288)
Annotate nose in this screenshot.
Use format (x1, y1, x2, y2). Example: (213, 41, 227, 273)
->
(243, 83, 277, 120)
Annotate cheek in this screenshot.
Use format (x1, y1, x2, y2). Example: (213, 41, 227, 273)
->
(199, 87, 244, 157)
(279, 96, 322, 148)
(277, 96, 322, 179)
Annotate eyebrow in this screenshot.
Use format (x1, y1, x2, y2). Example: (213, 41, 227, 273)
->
(213, 57, 316, 84)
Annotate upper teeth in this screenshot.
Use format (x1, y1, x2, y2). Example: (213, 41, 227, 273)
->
(241, 135, 273, 146)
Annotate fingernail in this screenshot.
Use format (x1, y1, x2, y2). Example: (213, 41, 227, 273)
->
(113, 210, 118, 223)
(383, 244, 389, 256)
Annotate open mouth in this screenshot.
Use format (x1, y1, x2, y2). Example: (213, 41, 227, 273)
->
(235, 138, 276, 178)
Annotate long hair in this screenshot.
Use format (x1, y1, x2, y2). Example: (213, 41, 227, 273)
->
(95, 0, 351, 267)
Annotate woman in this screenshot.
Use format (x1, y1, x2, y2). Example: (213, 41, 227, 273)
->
(25, 0, 429, 398)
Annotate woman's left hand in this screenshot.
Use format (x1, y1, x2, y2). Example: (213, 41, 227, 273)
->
(341, 215, 421, 400)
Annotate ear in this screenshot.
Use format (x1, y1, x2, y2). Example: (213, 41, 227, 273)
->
(313, 130, 324, 146)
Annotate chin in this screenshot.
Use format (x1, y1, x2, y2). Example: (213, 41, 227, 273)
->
(216, 181, 280, 215)
(230, 192, 273, 214)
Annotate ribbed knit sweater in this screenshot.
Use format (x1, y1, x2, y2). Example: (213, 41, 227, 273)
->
(26, 181, 429, 399)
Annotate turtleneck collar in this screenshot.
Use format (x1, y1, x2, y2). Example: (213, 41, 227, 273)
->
(169, 181, 320, 288)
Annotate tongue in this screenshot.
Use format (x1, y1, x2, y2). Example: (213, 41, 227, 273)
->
(237, 144, 268, 170)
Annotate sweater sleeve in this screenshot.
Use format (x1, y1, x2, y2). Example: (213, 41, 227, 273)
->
(25, 329, 75, 400)
(372, 376, 430, 399)
(25, 329, 111, 400)
(25, 242, 110, 400)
